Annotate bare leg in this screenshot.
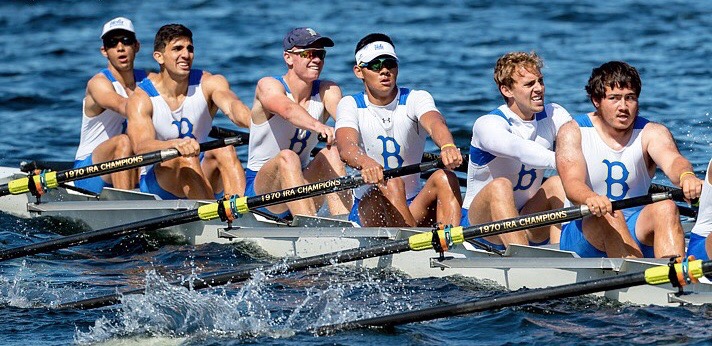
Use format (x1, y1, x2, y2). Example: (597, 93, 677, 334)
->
(359, 177, 412, 227)
(303, 146, 352, 215)
(409, 169, 462, 227)
(634, 200, 684, 258)
(520, 176, 566, 244)
(467, 177, 527, 246)
(581, 212, 643, 258)
(153, 156, 213, 199)
(201, 146, 246, 197)
(253, 150, 316, 216)
(92, 134, 137, 189)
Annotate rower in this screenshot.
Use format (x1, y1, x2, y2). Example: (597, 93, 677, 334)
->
(245, 27, 351, 218)
(335, 33, 463, 227)
(688, 159, 711, 260)
(461, 51, 571, 250)
(73, 17, 145, 193)
(556, 61, 703, 258)
(127, 24, 251, 200)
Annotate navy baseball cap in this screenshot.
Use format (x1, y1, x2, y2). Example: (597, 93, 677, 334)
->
(283, 27, 334, 50)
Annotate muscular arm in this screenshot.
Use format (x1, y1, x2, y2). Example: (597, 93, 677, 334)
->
(320, 80, 342, 122)
(335, 98, 383, 184)
(256, 77, 334, 143)
(476, 115, 556, 169)
(202, 72, 251, 128)
(644, 122, 703, 200)
(84, 74, 130, 117)
(420, 111, 463, 170)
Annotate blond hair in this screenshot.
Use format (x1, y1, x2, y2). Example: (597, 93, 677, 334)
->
(493, 52, 543, 96)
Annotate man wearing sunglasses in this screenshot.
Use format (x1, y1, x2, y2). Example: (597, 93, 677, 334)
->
(335, 33, 463, 227)
(462, 52, 571, 251)
(126, 24, 251, 200)
(72, 17, 146, 194)
(244, 27, 351, 219)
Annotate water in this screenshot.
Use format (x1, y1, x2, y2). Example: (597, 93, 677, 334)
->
(1, 0, 711, 344)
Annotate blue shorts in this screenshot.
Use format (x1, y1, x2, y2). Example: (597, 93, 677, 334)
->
(73, 155, 112, 194)
(244, 168, 291, 219)
(348, 195, 416, 226)
(460, 208, 549, 251)
(687, 233, 710, 261)
(560, 208, 654, 258)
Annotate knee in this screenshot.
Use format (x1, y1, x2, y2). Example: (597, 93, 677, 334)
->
(652, 199, 681, 218)
(487, 177, 514, 197)
(115, 134, 133, 156)
(211, 146, 238, 164)
(276, 149, 302, 169)
(430, 169, 458, 187)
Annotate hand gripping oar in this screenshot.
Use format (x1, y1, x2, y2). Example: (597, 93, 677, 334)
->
(0, 160, 441, 263)
(0, 134, 249, 197)
(58, 189, 681, 310)
(314, 258, 712, 334)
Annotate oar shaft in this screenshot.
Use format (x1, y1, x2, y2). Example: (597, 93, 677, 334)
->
(0, 210, 200, 261)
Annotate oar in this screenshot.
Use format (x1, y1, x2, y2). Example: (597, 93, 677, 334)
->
(0, 134, 249, 197)
(0, 160, 440, 263)
(314, 259, 712, 333)
(57, 189, 681, 310)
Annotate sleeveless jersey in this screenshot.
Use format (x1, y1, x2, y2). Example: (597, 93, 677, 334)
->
(246, 77, 326, 171)
(335, 88, 436, 199)
(463, 103, 571, 209)
(691, 159, 712, 238)
(137, 69, 212, 142)
(74, 68, 147, 160)
(575, 114, 652, 218)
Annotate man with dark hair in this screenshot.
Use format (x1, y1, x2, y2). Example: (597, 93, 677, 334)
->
(556, 61, 702, 258)
(462, 51, 571, 250)
(335, 33, 463, 227)
(126, 24, 251, 200)
(245, 27, 351, 218)
(73, 17, 146, 193)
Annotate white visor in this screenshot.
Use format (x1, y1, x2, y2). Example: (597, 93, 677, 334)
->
(355, 41, 398, 64)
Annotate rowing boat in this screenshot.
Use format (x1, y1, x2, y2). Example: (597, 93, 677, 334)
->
(0, 164, 710, 307)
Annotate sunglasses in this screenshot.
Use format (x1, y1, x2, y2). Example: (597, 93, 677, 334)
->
(359, 57, 398, 71)
(287, 48, 326, 60)
(103, 35, 137, 48)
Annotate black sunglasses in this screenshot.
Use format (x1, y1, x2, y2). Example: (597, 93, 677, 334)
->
(103, 35, 137, 48)
(359, 57, 398, 71)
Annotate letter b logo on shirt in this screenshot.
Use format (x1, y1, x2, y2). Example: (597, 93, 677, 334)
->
(513, 164, 537, 191)
(378, 135, 404, 169)
(172, 118, 195, 139)
(289, 129, 311, 155)
(603, 159, 629, 200)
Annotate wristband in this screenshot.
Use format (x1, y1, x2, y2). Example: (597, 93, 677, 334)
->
(440, 143, 456, 151)
(680, 171, 695, 183)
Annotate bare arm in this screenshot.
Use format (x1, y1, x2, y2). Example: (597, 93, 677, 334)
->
(419, 110, 463, 170)
(556, 120, 611, 216)
(202, 72, 251, 128)
(336, 127, 383, 184)
(84, 74, 130, 117)
(256, 77, 335, 144)
(644, 122, 703, 201)
(126, 90, 199, 156)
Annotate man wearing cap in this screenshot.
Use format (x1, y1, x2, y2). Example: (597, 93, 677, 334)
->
(462, 52, 571, 250)
(245, 27, 351, 218)
(126, 24, 251, 200)
(72, 17, 146, 193)
(335, 33, 463, 227)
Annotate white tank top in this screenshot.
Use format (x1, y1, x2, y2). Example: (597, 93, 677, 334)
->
(246, 77, 326, 171)
(335, 88, 436, 199)
(74, 68, 147, 160)
(575, 113, 652, 218)
(137, 69, 212, 142)
(691, 159, 712, 238)
(463, 103, 571, 209)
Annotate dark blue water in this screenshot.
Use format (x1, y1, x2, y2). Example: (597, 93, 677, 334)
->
(1, 0, 711, 344)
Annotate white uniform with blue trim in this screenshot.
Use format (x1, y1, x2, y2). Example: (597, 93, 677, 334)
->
(688, 160, 712, 259)
(74, 68, 147, 161)
(246, 77, 326, 171)
(463, 103, 571, 210)
(574, 114, 652, 217)
(137, 69, 212, 143)
(335, 88, 437, 199)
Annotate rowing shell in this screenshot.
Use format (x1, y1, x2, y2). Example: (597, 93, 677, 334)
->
(0, 166, 710, 307)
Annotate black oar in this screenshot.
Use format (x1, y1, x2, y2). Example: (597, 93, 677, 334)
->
(315, 259, 712, 333)
(0, 160, 440, 263)
(0, 134, 249, 197)
(58, 189, 680, 310)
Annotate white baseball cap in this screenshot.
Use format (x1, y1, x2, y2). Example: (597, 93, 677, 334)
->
(100, 17, 135, 39)
(355, 41, 398, 64)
